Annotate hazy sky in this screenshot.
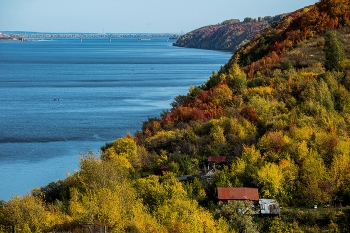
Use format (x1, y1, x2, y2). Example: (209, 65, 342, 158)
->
(0, 0, 318, 33)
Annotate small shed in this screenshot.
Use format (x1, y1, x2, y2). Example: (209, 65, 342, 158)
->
(177, 175, 192, 182)
(217, 187, 259, 202)
(259, 199, 280, 216)
(204, 168, 216, 177)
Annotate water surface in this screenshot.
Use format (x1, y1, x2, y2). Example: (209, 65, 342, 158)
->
(0, 38, 231, 200)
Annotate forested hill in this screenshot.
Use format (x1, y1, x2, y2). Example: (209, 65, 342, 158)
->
(227, 0, 350, 77)
(3, 1, 350, 232)
(173, 14, 285, 52)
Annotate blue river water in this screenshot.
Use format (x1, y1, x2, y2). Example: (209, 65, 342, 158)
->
(0, 38, 231, 200)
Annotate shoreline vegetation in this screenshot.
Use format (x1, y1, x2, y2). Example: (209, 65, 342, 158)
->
(2, 0, 350, 232)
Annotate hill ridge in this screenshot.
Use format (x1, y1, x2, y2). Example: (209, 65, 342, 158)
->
(173, 14, 286, 53)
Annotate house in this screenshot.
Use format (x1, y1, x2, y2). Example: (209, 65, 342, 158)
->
(217, 187, 280, 216)
(203, 156, 226, 178)
(259, 199, 280, 216)
(208, 156, 227, 163)
(204, 168, 217, 177)
(206, 156, 227, 170)
(217, 187, 259, 202)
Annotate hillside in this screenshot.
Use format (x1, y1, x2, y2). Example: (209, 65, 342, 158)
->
(173, 15, 285, 52)
(227, 0, 350, 77)
(2, 0, 350, 232)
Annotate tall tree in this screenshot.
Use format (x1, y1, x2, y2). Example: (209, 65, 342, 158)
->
(324, 30, 345, 71)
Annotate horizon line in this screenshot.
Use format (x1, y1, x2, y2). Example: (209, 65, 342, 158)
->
(1, 30, 185, 34)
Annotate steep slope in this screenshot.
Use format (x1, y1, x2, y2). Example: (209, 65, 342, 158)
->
(173, 15, 285, 52)
(4, 1, 350, 232)
(227, 0, 350, 77)
(134, 0, 350, 209)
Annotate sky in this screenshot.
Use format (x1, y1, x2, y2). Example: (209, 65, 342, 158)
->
(0, 0, 318, 33)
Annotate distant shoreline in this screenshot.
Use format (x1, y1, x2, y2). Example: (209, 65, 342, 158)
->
(0, 38, 22, 42)
(0, 32, 183, 41)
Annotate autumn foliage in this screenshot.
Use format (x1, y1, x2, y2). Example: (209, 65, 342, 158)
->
(2, 1, 350, 232)
(228, 0, 350, 78)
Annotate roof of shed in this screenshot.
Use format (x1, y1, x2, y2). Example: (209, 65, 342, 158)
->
(217, 187, 259, 201)
(208, 156, 226, 163)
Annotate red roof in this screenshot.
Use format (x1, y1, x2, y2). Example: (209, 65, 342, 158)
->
(217, 187, 259, 201)
(208, 156, 226, 163)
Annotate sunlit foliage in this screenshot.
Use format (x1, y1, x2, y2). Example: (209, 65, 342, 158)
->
(2, 1, 350, 232)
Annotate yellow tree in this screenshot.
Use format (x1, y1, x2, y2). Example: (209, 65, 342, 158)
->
(209, 119, 227, 156)
(255, 162, 284, 199)
(226, 63, 247, 94)
(234, 145, 263, 187)
(297, 149, 331, 205)
(0, 195, 69, 233)
(135, 173, 227, 233)
(128, 202, 167, 233)
(209, 84, 233, 108)
(69, 185, 135, 232)
(68, 153, 138, 231)
(134, 173, 187, 213)
(248, 96, 271, 122)
(111, 136, 141, 170)
(74, 152, 130, 192)
(279, 158, 298, 205)
(155, 198, 225, 233)
(329, 153, 350, 202)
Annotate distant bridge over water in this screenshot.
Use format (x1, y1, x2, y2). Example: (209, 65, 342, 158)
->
(6, 32, 182, 42)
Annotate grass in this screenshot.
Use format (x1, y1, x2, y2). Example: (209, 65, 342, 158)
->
(282, 27, 350, 69)
(279, 206, 350, 231)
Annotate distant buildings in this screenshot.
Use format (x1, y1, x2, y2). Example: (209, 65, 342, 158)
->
(0, 32, 11, 39)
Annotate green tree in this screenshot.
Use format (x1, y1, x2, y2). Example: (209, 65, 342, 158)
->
(336, 85, 350, 113)
(324, 30, 345, 71)
(226, 63, 247, 94)
(187, 86, 203, 100)
(297, 149, 331, 206)
(214, 201, 259, 233)
(267, 218, 304, 233)
(183, 177, 207, 203)
(171, 95, 188, 109)
(205, 71, 226, 90)
(214, 166, 233, 188)
(316, 79, 334, 112)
